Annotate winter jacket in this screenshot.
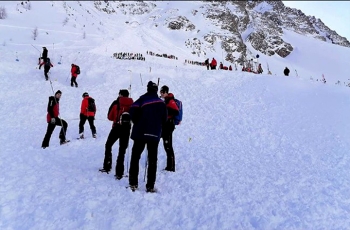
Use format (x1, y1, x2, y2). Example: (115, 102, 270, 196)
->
(42, 49, 48, 59)
(46, 96, 59, 122)
(107, 96, 134, 127)
(80, 96, 96, 117)
(211, 58, 217, 67)
(71, 65, 78, 78)
(129, 91, 167, 142)
(229, 65, 232, 71)
(164, 93, 179, 120)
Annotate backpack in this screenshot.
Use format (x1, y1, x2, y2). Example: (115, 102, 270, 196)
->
(75, 65, 80, 75)
(117, 100, 131, 125)
(174, 98, 183, 125)
(87, 97, 96, 112)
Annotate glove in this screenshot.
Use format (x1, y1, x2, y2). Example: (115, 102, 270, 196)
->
(50, 118, 56, 124)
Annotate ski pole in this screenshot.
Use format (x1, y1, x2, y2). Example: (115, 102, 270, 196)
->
(15, 52, 19, 61)
(140, 73, 143, 86)
(128, 70, 132, 97)
(143, 150, 148, 182)
(58, 56, 62, 64)
(157, 77, 160, 86)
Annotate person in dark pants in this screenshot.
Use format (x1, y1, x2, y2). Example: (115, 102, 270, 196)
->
(99, 89, 133, 178)
(71, 64, 79, 87)
(284, 67, 290, 76)
(160, 85, 179, 172)
(39, 58, 53, 81)
(128, 81, 167, 192)
(204, 58, 209, 70)
(79, 92, 97, 139)
(41, 90, 69, 148)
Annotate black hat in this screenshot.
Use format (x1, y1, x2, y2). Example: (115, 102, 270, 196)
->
(147, 81, 158, 93)
(55, 90, 62, 95)
(82, 92, 89, 97)
(119, 89, 129, 97)
(160, 85, 169, 93)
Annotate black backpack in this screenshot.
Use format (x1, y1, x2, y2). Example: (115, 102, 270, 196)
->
(117, 100, 131, 125)
(87, 97, 96, 112)
(75, 65, 80, 74)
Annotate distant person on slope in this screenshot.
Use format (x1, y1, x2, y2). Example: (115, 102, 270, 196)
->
(284, 67, 290, 76)
(41, 90, 69, 149)
(210, 58, 217, 70)
(160, 85, 179, 172)
(39, 57, 53, 81)
(204, 58, 210, 70)
(79, 92, 97, 139)
(71, 64, 79, 87)
(257, 64, 263, 74)
(99, 89, 133, 179)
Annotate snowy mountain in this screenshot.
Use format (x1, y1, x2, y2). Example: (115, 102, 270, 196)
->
(1, 1, 350, 229)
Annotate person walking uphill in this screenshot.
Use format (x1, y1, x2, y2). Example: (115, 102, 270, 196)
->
(284, 67, 290, 76)
(41, 90, 69, 149)
(39, 57, 53, 81)
(128, 81, 167, 192)
(99, 89, 134, 179)
(71, 64, 80, 87)
(160, 85, 179, 172)
(79, 92, 97, 139)
(38, 47, 48, 65)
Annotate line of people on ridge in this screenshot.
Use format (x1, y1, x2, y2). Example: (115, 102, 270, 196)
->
(113, 52, 145, 61)
(147, 51, 178, 60)
(41, 82, 181, 193)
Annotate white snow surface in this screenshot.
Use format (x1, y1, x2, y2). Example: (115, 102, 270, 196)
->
(1, 1, 350, 229)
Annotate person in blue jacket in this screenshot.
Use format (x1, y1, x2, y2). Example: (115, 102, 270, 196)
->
(128, 81, 167, 193)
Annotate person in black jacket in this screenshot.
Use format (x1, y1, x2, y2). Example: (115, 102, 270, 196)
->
(41, 90, 69, 148)
(284, 67, 290, 76)
(38, 47, 48, 65)
(39, 58, 53, 81)
(128, 81, 167, 192)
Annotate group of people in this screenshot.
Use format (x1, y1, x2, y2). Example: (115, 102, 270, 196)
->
(147, 51, 178, 60)
(113, 52, 145, 61)
(41, 82, 181, 193)
(37, 47, 82, 86)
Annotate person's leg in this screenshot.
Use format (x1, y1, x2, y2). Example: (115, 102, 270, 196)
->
(79, 114, 87, 136)
(87, 116, 96, 136)
(56, 118, 68, 142)
(41, 123, 56, 148)
(115, 125, 131, 177)
(128, 140, 146, 187)
(146, 140, 160, 190)
(102, 126, 119, 172)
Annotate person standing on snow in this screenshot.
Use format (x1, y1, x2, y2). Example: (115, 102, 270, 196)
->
(79, 92, 97, 139)
(128, 81, 167, 192)
(71, 64, 79, 87)
(99, 89, 134, 179)
(39, 57, 53, 81)
(159, 85, 179, 172)
(210, 58, 217, 70)
(284, 67, 290, 76)
(41, 90, 69, 148)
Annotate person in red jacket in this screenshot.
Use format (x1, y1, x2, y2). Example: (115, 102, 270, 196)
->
(79, 92, 97, 139)
(41, 90, 69, 148)
(229, 65, 232, 71)
(71, 64, 79, 87)
(99, 89, 134, 178)
(160, 85, 179, 172)
(210, 58, 217, 70)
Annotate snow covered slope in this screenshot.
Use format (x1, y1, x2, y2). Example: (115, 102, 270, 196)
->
(1, 1, 350, 229)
